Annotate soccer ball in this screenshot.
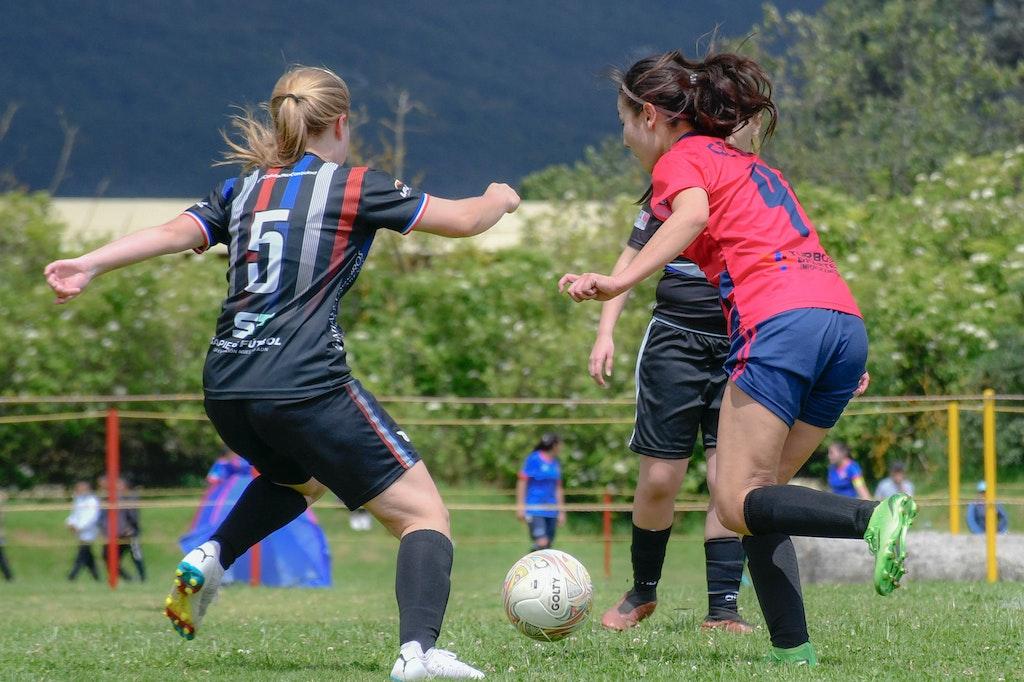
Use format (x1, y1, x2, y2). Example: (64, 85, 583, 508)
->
(501, 549, 593, 641)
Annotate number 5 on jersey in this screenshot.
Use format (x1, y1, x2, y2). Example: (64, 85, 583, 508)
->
(246, 209, 288, 293)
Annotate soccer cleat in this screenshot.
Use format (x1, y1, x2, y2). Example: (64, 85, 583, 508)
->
(600, 592, 657, 631)
(700, 614, 755, 634)
(390, 641, 485, 680)
(164, 541, 225, 640)
(769, 641, 818, 666)
(864, 493, 918, 596)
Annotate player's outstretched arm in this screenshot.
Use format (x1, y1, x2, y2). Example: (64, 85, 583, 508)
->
(559, 188, 708, 303)
(44, 215, 206, 304)
(414, 182, 520, 238)
(589, 245, 639, 387)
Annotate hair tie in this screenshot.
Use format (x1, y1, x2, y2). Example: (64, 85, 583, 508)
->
(277, 93, 304, 104)
(689, 72, 698, 86)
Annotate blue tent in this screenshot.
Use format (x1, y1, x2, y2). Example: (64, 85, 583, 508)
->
(179, 454, 331, 588)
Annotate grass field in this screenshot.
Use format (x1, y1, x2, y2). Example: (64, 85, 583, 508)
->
(1, 491, 1022, 681)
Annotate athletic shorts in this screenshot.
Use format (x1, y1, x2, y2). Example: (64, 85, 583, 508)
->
(725, 309, 868, 428)
(629, 317, 730, 459)
(526, 515, 557, 543)
(204, 379, 420, 510)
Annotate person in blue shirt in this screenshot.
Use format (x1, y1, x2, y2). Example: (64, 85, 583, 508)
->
(966, 481, 1009, 534)
(516, 434, 566, 550)
(826, 442, 872, 500)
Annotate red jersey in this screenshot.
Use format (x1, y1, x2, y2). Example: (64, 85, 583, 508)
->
(650, 133, 861, 334)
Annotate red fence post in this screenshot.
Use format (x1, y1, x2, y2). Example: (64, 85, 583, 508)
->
(603, 490, 612, 579)
(250, 542, 262, 587)
(105, 408, 120, 589)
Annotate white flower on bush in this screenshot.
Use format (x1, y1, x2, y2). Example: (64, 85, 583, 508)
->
(969, 253, 992, 265)
(612, 460, 629, 475)
(953, 322, 991, 341)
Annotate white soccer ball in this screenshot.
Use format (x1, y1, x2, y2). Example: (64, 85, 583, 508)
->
(501, 549, 593, 641)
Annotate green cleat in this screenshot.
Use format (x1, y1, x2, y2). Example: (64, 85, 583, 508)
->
(864, 493, 918, 596)
(769, 642, 818, 666)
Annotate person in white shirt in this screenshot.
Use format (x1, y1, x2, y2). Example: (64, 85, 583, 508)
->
(66, 481, 101, 581)
(874, 461, 915, 500)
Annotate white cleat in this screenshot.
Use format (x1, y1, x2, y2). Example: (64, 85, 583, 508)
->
(390, 641, 485, 680)
(164, 541, 225, 640)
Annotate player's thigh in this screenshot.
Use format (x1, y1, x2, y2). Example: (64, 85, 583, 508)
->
(777, 420, 830, 484)
(363, 460, 449, 539)
(713, 381, 790, 531)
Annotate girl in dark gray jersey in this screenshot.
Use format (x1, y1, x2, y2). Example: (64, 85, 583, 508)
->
(592, 120, 762, 635)
(45, 65, 518, 680)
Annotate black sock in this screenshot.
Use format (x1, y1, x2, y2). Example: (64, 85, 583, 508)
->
(742, 533, 808, 648)
(744, 485, 878, 538)
(626, 524, 671, 606)
(209, 475, 307, 570)
(396, 529, 453, 652)
(705, 538, 744, 620)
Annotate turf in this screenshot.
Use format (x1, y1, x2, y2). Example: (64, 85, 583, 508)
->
(0, 497, 1021, 681)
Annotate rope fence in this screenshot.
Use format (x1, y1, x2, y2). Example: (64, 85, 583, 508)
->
(1, 390, 1021, 585)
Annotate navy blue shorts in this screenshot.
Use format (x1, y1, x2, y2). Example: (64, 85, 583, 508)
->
(724, 309, 868, 428)
(204, 379, 420, 510)
(527, 515, 557, 544)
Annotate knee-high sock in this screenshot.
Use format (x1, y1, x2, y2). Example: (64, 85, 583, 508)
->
(704, 538, 744, 620)
(396, 529, 453, 651)
(743, 533, 808, 648)
(209, 475, 307, 570)
(744, 485, 877, 538)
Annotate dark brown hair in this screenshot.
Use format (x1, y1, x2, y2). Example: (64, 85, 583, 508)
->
(615, 50, 777, 142)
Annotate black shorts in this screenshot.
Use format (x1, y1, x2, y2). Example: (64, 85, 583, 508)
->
(629, 317, 729, 459)
(204, 379, 420, 510)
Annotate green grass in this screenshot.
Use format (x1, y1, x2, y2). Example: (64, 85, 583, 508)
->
(0, 496, 1022, 681)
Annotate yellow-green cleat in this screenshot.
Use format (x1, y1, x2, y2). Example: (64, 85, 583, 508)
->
(864, 493, 917, 596)
(769, 642, 818, 666)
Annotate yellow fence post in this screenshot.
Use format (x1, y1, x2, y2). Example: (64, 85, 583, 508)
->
(948, 402, 960, 535)
(982, 388, 998, 583)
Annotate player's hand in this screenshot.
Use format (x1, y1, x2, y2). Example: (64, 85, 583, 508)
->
(44, 257, 95, 304)
(485, 183, 520, 213)
(589, 334, 615, 387)
(558, 512, 567, 527)
(558, 272, 626, 302)
(853, 371, 871, 397)
(516, 508, 526, 522)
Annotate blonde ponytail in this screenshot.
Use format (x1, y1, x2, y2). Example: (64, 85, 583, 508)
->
(218, 66, 351, 170)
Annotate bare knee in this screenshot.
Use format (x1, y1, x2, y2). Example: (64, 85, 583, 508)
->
(535, 536, 550, 548)
(636, 470, 681, 506)
(715, 498, 748, 535)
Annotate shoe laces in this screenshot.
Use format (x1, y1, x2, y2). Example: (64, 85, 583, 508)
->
(426, 648, 474, 673)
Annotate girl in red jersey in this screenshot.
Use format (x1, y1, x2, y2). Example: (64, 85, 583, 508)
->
(560, 51, 916, 665)
(45, 65, 518, 680)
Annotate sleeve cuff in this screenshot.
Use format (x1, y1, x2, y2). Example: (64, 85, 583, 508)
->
(184, 211, 214, 253)
(402, 194, 430, 234)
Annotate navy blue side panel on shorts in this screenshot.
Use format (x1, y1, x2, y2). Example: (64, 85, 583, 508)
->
(724, 309, 868, 428)
(630, 317, 730, 459)
(204, 379, 420, 510)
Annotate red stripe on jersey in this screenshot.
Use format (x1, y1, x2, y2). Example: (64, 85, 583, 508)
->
(344, 383, 408, 469)
(254, 168, 282, 211)
(328, 167, 366, 271)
